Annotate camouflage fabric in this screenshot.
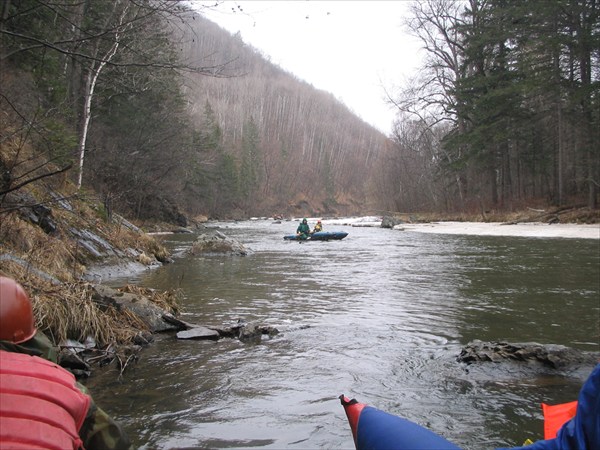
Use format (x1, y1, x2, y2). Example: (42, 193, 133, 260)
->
(0, 333, 133, 450)
(0, 331, 58, 362)
(77, 384, 133, 450)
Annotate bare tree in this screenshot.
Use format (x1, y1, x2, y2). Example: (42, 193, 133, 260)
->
(1, 0, 238, 191)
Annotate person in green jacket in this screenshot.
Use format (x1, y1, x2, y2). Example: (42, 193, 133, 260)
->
(296, 218, 311, 239)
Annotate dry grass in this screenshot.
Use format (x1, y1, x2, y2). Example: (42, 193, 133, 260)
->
(0, 108, 179, 359)
(0, 212, 85, 281)
(0, 256, 183, 347)
(24, 281, 151, 346)
(119, 284, 181, 315)
(1, 195, 176, 350)
(0, 260, 179, 348)
(32, 283, 116, 345)
(136, 233, 170, 262)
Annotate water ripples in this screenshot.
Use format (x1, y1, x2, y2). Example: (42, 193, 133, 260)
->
(87, 221, 599, 450)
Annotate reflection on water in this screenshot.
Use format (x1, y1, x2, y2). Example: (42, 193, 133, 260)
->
(86, 221, 599, 449)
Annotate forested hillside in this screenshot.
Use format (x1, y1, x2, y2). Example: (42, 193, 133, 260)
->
(385, 0, 599, 215)
(1, 0, 597, 226)
(0, 1, 389, 222)
(174, 13, 391, 217)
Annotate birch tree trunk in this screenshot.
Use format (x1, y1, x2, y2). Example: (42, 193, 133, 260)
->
(76, 2, 130, 190)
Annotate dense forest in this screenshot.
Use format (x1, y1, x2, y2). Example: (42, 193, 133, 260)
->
(0, 0, 598, 225)
(387, 0, 599, 214)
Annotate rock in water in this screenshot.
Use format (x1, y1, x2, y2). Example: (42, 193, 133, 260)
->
(457, 340, 599, 369)
(188, 230, 248, 256)
(381, 216, 405, 229)
(176, 326, 220, 340)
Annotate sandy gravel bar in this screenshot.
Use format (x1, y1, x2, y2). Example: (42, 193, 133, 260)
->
(397, 222, 600, 239)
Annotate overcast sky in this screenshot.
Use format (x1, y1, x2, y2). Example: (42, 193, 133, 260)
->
(191, 1, 423, 133)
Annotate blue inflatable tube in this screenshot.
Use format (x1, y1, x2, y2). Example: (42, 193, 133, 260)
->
(340, 364, 600, 450)
(283, 231, 348, 241)
(339, 395, 460, 450)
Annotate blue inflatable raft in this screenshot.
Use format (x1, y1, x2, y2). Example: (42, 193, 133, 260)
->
(283, 231, 348, 241)
(341, 362, 600, 450)
(339, 395, 460, 450)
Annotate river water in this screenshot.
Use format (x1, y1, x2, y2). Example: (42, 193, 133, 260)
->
(85, 220, 599, 450)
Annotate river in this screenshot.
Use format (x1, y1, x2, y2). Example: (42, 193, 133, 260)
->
(85, 219, 600, 450)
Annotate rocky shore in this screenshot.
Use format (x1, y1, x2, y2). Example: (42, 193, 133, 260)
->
(0, 189, 262, 379)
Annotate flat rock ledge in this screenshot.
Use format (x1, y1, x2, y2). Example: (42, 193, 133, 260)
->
(176, 326, 220, 340)
(62, 285, 279, 378)
(165, 315, 279, 343)
(457, 340, 599, 369)
(92, 285, 178, 334)
(92, 285, 278, 344)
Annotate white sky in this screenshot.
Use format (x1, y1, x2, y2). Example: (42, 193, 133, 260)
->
(191, 1, 423, 133)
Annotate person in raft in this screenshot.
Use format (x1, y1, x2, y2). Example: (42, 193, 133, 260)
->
(313, 220, 323, 233)
(0, 276, 133, 450)
(296, 218, 311, 238)
(340, 363, 599, 450)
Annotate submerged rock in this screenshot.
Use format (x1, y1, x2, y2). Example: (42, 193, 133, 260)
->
(58, 351, 91, 378)
(236, 323, 279, 342)
(174, 319, 279, 343)
(457, 340, 599, 369)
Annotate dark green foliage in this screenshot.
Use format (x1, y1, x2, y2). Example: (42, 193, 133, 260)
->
(436, 0, 598, 209)
(213, 152, 240, 214)
(239, 116, 262, 204)
(183, 102, 240, 217)
(87, 54, 195, 219)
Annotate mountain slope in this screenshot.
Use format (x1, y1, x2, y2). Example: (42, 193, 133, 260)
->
(177, 12, 391, 217)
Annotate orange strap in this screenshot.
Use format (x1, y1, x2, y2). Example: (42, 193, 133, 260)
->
(542, 401, 578, 439)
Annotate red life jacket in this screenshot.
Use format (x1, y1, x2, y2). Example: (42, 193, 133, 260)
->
(0, 350, 91, 450)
